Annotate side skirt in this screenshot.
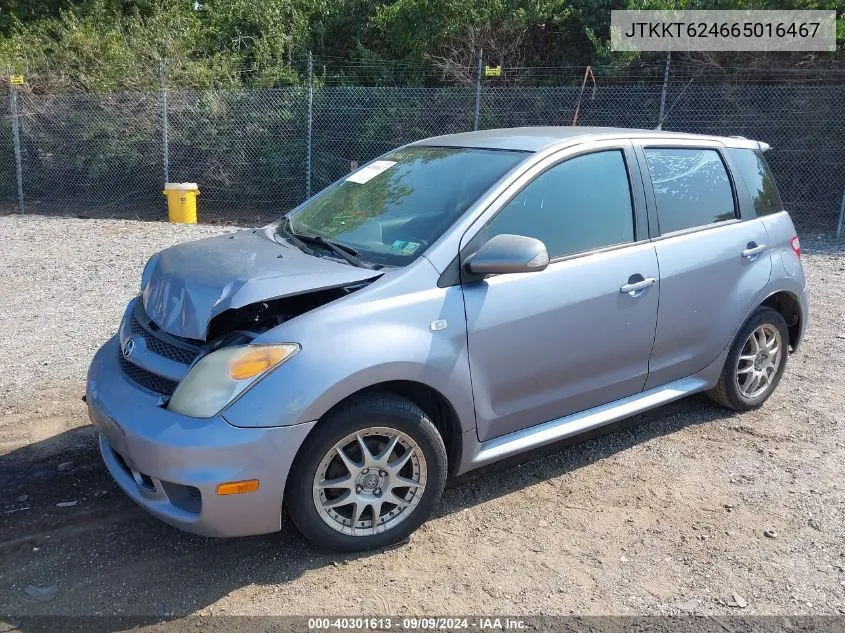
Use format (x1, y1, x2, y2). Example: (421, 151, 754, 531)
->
(463, 376, 709, 471)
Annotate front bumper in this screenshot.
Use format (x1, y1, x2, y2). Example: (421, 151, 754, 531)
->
(86, 336, 316, 537)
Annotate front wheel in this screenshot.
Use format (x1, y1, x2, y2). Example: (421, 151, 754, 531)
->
(707, 306, 789, 411)
(285, 393, 447, 552)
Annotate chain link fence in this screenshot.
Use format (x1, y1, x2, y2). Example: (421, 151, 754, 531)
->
(16, 91, 163, 218)
(167, 87, 308, 224)
(661, 83, 845, 234)
(0, 109, 15, 214)
(0, 84, 19, 214)
(311, 86, 476, 195)
(2, 60, 844, 233)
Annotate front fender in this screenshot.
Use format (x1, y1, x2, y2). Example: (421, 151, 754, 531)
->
(222, 278, 475, 433)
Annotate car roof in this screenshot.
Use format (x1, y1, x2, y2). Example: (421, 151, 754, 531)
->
(410, 126, 768, 152)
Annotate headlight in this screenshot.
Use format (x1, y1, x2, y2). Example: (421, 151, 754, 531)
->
(167, 343, 299, 418)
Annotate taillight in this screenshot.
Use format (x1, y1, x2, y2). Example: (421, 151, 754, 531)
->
(790, 236, 801, 258)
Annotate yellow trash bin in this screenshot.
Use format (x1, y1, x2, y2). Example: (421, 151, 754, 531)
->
(163, 182, 199, 224)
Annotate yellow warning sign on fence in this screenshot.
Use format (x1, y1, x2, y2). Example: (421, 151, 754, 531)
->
(484, 65, 501, 77)
(9, 75, 24, 85)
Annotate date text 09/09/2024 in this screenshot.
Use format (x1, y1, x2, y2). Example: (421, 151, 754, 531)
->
(308, 617, 528, 630)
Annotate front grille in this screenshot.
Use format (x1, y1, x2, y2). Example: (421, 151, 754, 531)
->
(127, 313, 146, 335)
(129, 311, 200, 365)
(118, 354, 179, 395)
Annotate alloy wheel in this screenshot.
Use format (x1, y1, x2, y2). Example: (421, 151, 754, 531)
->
(312, 427, 428, 536)
(735, 324, 782, 399)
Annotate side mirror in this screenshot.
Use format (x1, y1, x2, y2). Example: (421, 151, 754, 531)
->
(466, 234, 550, 276)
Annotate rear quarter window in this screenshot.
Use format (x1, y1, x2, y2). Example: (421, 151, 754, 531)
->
(726, 148, 784, 218)
(644, 148, 736, 235)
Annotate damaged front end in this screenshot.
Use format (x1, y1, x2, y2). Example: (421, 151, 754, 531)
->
(118, 279, 372, 404)
(205, 283, 370, 344)
(140, 229, 382, 341)
(117, 229, 381, 404)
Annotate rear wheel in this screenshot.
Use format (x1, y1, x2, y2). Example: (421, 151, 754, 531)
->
(286, 393, 447, 552)
(707, 307, 789, 411)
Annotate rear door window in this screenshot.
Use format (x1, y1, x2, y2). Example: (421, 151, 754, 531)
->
(726, 148, 784, 217)
(481, 150, 635, 258)
(644, 148, 736, 234)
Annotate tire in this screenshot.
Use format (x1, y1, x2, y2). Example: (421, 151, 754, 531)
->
(285, 392, 447, 552)
(707, 307, 789, 411)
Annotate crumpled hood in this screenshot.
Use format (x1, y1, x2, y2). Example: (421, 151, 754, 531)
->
(141, 229, 381, 340)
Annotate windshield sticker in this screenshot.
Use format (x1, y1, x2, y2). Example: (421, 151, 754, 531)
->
(346, 160, 397, 184)
(389, 240, 421, 255)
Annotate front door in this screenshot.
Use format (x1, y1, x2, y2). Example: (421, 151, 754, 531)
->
(460, 147, 660, 442)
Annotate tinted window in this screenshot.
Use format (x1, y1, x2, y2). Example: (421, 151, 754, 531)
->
(644, 148, 736, 234)
(481, 150, 635, 258)
(726, 148, 783, 217)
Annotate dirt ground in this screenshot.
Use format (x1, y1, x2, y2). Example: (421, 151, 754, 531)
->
(0, 217, 843, 621)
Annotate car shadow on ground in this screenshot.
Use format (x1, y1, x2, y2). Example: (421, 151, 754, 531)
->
(0, 394, 733, 619)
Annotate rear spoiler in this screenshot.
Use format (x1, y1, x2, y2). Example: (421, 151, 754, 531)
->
(729, 135, 770, 152)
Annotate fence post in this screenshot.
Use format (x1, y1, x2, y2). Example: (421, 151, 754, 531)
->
(305, 50, 313, 200)
(8, 83, 24, 214)
(159, 59, 170, 186)
(657, 51, 671, 130)
(837, 185, 845, 238)
(473, 49, 483, 131)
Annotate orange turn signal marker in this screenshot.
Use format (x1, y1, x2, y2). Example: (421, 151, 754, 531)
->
(216, 479, 260, 495)
(229, 347, 288, 380)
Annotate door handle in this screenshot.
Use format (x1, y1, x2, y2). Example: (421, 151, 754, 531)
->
(619, 277, 656, 295)
(741, 243, 767, 259)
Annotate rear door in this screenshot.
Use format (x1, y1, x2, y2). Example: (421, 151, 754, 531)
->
(637, 141, 772, 389)
(460, 141, 660, 442)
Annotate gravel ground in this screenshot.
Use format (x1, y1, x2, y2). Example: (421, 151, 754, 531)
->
(0, 215, 843, 621)
(0, 216, 231, 420)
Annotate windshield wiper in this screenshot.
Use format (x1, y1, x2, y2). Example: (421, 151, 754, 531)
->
(307, 235, 366, 268)
(277, 217, 369, 268)
(275, 217, 316, 256)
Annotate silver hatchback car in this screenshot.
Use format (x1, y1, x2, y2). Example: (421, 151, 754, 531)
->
(87, 127, 807, 551)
